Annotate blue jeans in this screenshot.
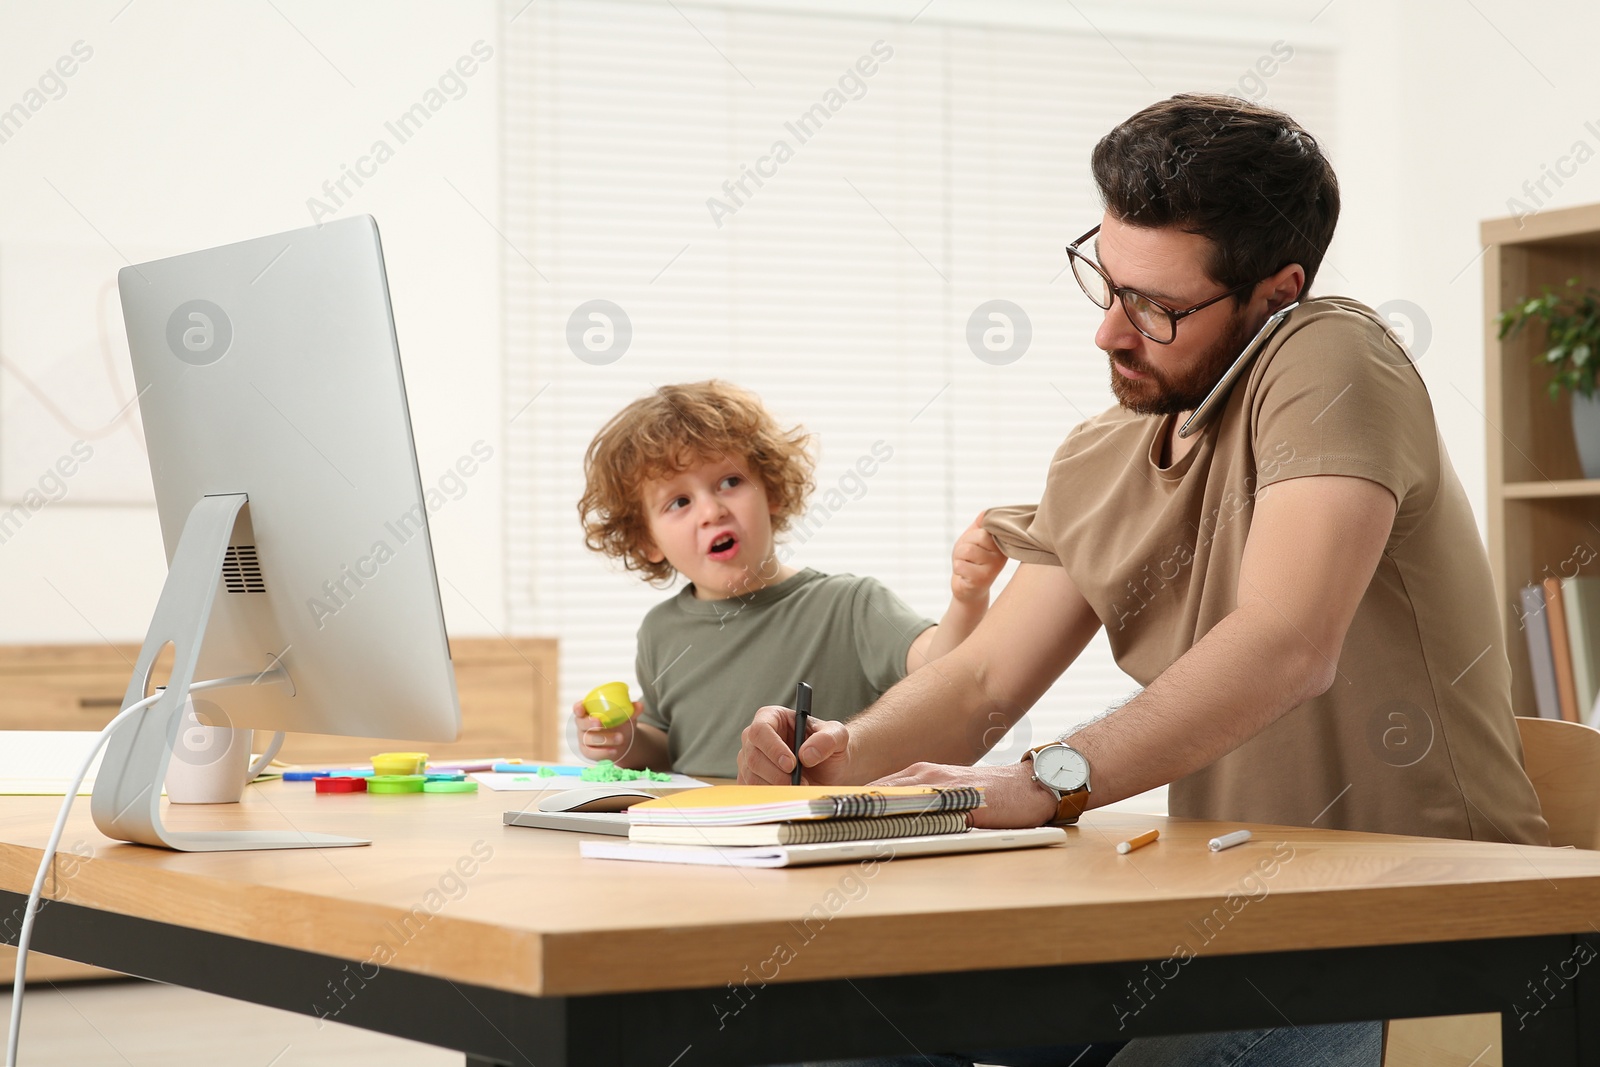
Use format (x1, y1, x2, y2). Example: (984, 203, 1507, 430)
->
(1107, 1020, 1382, 1065)
(800, 1019, 1381, 1067)
(800, 1047, 1110, 1067)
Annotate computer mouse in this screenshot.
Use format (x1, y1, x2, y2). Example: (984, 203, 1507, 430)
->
(536, 786, 661, 813)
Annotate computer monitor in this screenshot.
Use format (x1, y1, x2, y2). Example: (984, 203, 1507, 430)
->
(90, 215, 461, 851)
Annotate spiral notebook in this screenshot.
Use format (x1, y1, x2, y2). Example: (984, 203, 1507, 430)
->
(580, 827, 1066, 868)
(630, 810, 970, 846)
(624, 785, 984, 827)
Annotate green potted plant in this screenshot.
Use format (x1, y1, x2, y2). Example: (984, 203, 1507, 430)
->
(1498, 277, 1600, 479)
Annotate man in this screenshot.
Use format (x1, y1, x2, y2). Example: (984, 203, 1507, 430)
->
(740, 94, 1547, 1067)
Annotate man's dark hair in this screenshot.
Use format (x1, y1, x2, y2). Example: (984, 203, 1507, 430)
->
(1091, 93, 1340, 300)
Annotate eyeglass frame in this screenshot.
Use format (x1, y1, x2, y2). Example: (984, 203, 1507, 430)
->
(1065, 224, 1258, 345)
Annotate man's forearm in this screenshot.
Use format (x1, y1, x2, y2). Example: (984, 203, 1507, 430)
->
(843, 646, 1014, 782)
(1068, 600, 1335, 807)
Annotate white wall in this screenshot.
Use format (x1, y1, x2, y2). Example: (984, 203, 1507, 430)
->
(1331, 0, 1600, 526)
(0, 0, 502, 642)
(4, 0, 1600, 658)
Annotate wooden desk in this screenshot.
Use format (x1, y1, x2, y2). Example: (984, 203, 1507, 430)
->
(0, 636, 560, 988)
(3, 783, 1599, 1066)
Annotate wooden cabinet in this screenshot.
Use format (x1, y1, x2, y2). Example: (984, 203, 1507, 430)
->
(0, 636, 560, 763)
(1484, 201, 1600, 719)
(0, 635, 559, 985)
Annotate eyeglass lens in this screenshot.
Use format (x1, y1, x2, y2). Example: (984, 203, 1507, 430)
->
(1070, 253, 1174, 343)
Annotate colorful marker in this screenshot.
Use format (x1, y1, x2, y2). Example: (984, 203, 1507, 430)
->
(1116, 829, 1160, 854)
(1208, 829, 1253, 852)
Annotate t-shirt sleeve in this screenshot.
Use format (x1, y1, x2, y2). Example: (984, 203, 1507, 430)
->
(1250, 309, 1438, 507)
(983, 504, 1060, 566)
(849, 577, 936, 690)
(634, 619, 669, 731)
(981, 430, 1085, 566)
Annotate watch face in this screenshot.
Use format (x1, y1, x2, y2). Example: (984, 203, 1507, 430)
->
(1035, 745, 1089, 792)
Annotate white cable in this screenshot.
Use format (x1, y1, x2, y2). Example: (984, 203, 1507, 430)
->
(6, 672, 277, 1067)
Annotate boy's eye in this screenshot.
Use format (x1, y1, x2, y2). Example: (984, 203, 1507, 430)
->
(719, 475, 742, 490)
(665, 496, 690, 512)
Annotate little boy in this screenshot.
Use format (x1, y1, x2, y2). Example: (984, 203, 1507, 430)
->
(574, 380, 1005, 779)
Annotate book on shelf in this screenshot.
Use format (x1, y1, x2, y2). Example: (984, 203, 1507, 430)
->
(628, 810, 970, 847)
(1542, 577, 1583, 722)
(624, 785, 985, 827)
(1562, 576, 1600, 725)
(1521, 584, 1561, 720)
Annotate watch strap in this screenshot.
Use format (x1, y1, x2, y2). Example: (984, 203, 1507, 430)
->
(1050, 787, 1089, 826)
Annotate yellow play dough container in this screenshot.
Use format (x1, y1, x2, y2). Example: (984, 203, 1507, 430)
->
(371, 751, 428, 776)
(582, 682, 636, 728)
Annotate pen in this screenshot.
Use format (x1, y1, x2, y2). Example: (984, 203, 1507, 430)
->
(1116, 829, 1159, 854)
(430, 758, 514, 773)
(1208, 829, 1253, 852)
(790, 681, 812, 786)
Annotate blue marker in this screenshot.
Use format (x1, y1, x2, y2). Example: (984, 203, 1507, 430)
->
(493, 762, 584, 774)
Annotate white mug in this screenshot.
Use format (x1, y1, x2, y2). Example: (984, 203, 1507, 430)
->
(164, 696, 284, 804)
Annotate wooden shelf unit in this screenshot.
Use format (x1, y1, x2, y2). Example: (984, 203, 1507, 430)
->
(1484, 201, 1600, 719)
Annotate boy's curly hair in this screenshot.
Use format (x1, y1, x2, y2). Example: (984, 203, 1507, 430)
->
(579, 381, 816, 584)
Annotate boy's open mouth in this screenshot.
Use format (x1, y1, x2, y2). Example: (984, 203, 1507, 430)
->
(709, 534, 737, 557)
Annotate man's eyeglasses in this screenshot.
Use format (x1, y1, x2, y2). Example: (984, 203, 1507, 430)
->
(1065, 225, 1255, 345)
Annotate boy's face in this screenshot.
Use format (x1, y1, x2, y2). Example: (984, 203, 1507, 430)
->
(641, 455, 790, 601)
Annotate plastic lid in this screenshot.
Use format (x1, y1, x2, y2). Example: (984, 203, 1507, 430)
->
(284, 770, 331, 781)
(422, 779, 479, 794)
(424, 772, 466, 782)
(371, 752, 428, 775)
(315, 776, 368, 793)
(368, 774, 427, 794)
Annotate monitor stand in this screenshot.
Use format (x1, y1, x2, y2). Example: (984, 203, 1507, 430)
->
(90, 493, 370, 852)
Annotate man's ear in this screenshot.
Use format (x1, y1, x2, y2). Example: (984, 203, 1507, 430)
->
(1263, 262, 1306, 310)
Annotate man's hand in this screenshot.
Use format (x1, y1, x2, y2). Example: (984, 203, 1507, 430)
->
(951, 511, 1006, 604)
(573, 699, 642, 763)
(873, 760, 1058, 828)
(737, 706, 854, 784)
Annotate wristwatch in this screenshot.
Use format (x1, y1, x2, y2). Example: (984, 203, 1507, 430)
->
(1023, 742, 1092, 826)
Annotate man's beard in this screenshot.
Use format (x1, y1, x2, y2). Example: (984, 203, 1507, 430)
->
(1107, 310, 1258, 418)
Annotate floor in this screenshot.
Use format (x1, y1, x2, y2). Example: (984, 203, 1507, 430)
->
(1, 978, 457, 1066)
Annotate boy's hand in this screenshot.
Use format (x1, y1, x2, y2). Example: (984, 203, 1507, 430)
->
(738, 706, 852, 785)
(573, 699, 643, 762)
(951, 511, 1005, 603)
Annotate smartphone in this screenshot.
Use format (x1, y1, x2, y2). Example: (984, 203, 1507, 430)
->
(1177, 301, 1300, 440)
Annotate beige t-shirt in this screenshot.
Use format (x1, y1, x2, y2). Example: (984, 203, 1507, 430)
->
(986, 297, 1547, 844)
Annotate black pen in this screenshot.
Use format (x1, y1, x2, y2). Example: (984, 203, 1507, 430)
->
(790, 681, 812, 786)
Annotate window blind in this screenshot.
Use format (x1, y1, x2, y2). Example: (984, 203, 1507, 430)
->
(500, 0, 1336, 762)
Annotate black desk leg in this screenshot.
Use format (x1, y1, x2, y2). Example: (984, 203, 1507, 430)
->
(1500, 933, 1600, 1067)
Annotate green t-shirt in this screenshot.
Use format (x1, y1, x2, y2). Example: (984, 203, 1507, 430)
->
(635, 568, 935, 778)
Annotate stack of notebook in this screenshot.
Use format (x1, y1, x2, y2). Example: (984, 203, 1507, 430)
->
(578, 785, 1067, 867)
(1521, 577, 1600, 723)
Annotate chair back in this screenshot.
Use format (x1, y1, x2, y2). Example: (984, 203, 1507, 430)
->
(1517, 716, 1600, 850)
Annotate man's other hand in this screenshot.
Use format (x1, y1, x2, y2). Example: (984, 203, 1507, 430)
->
(873, 761, 1058, 828)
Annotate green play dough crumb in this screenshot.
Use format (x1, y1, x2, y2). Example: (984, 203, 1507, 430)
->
(537, 766, 558, 777)
(580, 760, 671, 783)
